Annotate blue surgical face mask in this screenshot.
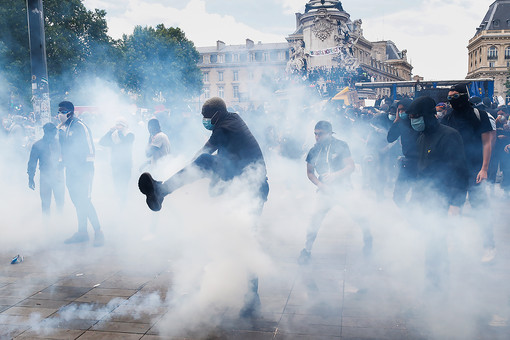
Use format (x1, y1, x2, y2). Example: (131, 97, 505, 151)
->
(410, 116, 425, 132)
(388, 114, 396, 121)
(202, 118, 214, 130)
(399, 112, 408, 120)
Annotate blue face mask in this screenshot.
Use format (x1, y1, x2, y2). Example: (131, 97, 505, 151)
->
(388, 114, 396, 121)
(410, 116, 425, 132)
(202, 118, 214, 130)
(399, 112, 408, 120)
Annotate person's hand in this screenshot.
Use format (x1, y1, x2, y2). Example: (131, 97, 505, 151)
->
(476, 169, 488, 184)
(448, 205, 460, 216)
(28, 178, 35, 190)
(505, 144, 510, 153)
(320, 172, 336, 183)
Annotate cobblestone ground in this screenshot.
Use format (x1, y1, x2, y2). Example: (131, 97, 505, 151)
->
(1, 188, 509, 339)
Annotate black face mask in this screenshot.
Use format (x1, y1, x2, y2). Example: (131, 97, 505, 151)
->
(449, 95, 469, 111)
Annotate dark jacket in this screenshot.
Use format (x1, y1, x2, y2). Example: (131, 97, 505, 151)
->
(59, 116, 95, 170)
(414, 123, 469, 207)
(387, 119, 420, 160)
(27, 136, 61, 179)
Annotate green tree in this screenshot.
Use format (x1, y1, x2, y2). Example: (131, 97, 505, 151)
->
(117, 24, 202, 107)
(0, 0, 116, 111)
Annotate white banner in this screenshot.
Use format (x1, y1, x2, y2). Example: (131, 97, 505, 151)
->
(309, 45, 343, 57)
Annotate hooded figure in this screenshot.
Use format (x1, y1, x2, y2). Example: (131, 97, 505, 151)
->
(407, 96, 468, 213)
(386, 98, 420, 205)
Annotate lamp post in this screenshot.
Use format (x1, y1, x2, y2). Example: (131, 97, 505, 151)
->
(26, 0, 50, 124)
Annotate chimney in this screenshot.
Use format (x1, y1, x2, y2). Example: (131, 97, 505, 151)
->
(216, 40, 225, 50)
(246, 39, 254, 49)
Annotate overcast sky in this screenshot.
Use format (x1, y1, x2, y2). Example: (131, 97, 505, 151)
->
(82, 0, 493, 80)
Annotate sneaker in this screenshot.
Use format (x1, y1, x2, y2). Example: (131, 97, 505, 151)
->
(482, 247, 496, 263)
(93, 231, 105, 247)
(138, 173, 164, 212)
(64, 232, 89, 244)
(298, 248, 311, 265)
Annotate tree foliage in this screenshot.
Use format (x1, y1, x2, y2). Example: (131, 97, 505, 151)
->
(0, 1, 202, 112)
(116, 24, 202, 107)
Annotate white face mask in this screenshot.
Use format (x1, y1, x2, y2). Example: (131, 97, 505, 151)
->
(58, 113, 69, 124)
(436, 111, 444, 119)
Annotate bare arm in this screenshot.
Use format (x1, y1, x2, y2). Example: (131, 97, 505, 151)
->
(307, 162, 321, 187)
(477, 131, 494, 183)
(319, 157, 355, 184)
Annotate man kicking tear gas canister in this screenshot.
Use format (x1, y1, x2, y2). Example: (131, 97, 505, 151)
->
(138, 97, 269, 318)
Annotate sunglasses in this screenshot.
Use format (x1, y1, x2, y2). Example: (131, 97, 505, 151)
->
(447, 93, 466, 101)
(314, 131, 328, 136)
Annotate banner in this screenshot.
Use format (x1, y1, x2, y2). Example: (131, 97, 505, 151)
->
(309, 45, 343, 57)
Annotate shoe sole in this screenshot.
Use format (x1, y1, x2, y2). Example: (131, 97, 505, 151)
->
(138, 173, 162, 212)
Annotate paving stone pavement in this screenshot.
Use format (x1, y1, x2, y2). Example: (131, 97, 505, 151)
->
(1, 197, 510, 339)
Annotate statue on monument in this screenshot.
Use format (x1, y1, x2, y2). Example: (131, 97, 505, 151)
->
(286, 40, 308, 74)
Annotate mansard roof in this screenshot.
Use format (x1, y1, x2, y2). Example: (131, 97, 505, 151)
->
(475, 0, 510, 35)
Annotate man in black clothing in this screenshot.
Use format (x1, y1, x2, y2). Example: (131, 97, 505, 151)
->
(407, 96, 469, 290)
(139, 97, 268, 212)
(27, 122, 64, 215)
(138, 97, 268, 319)
(387, 98, 419, 205)
(442, 84, 496, 262)
(57, 101, 104, 247)
(408, 97, 469, 213)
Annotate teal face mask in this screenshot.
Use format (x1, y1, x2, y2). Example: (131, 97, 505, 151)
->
(410, 116, 425, 132)
(388, 114, 396, 121)
(202, 118, 214, 130)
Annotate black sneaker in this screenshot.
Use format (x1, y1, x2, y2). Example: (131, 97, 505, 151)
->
(138, 172, 164, 211)
(93, 231, 105, 247)
(64, 232, 89, 244)
(298, 248, 311, 265)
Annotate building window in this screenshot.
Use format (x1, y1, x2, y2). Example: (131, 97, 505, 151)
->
(203, 87, 210, 99)
(488, 46, 498, 60)
(489, 61, 495, 68)
(203, 72, 209, 82)
(203, 55, 210, 64)
(233, 54, 239, 62)
(218, 71, 224, 82)
(249, 53, 255, 62)
(505, 47, 510, 59)
(263, 52, 270, 61)
(278, 51, 286, 61)
(233, 85, 239, 99)
(218, 86, 224, 98)
(218, 54, 225, 63)
(493, 19, 500, 28)
(233, 70, 239, 81)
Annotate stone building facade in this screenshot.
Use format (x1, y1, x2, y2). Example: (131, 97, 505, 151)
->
(195, 0, 413, 108)
(467, 0, 510, 101)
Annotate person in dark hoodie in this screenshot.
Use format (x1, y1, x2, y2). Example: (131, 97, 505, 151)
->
(442, 84, 497, 262)
(27, 122, 64, 215)
(57, 101, 104, 247)
(407, 96, 469, 213)
(407, 96, 469, 290)
(138, 97, 268, 319)
(387, 98, 419, 205)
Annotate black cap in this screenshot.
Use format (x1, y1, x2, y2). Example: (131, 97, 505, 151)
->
(58, 101, 74, 112)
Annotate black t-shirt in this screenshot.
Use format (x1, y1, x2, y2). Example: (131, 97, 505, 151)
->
(442, 107, 493, 174)
(208, 112, 265, 173)
(306, 137, 351, 179)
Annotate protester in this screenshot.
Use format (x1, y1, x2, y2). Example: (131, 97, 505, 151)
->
(27, 122, 64, 215)
(138, 97, 269, 318)
(442, 84, 497, 262)
(142, 118, 170, 169)
(407, 96, 469, 289)
(387, 98, 418, 205)
(99, 117, 135, 199)
(298, 121, 372, 264)
(57, 101, 104, 246)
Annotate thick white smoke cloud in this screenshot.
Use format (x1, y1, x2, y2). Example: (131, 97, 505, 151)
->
(1, 71, 509, 339)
